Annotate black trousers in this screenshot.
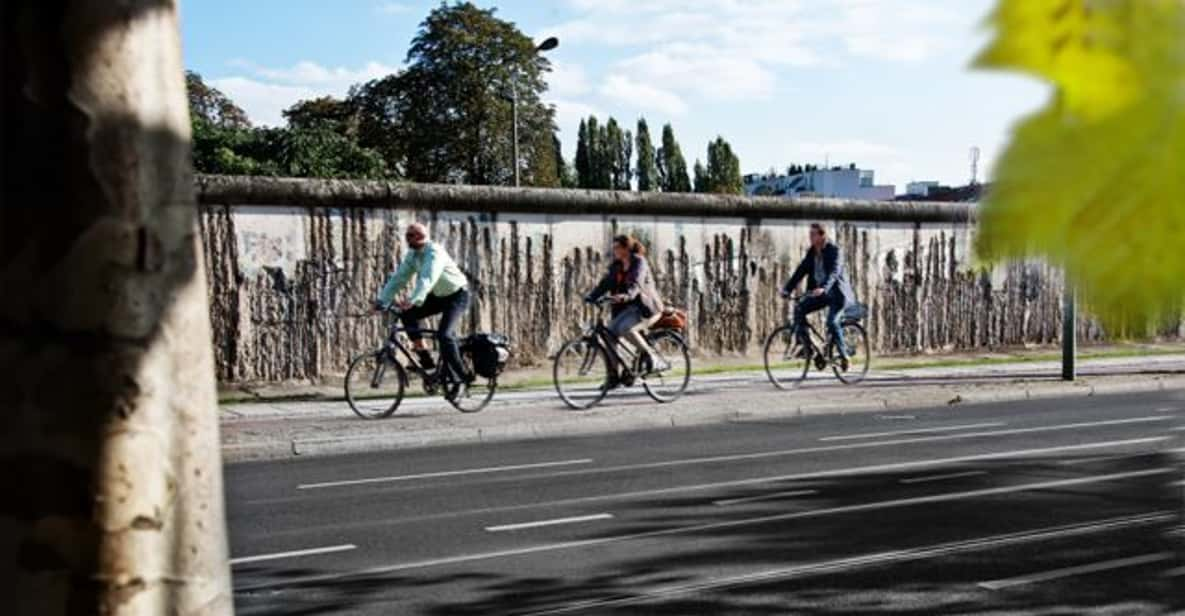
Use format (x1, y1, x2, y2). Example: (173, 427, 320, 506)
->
(400, 288, 470, 380)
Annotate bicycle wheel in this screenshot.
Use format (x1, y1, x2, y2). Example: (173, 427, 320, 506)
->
(448, 352, 497, 413)
(345, 351, 406, 419)
(553, 338, 612, 410)
(831, 321, 871, 385)
(641, 331, 691, 403)
(763, 325, 811, 390)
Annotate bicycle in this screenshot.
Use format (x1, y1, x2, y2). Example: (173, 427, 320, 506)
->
(552, 297, 691, 410)
(763, 295, 870, 389)
(344, 305, 497, 418)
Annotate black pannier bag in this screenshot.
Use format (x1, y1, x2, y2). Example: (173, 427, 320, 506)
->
(462, 333, 511, 378)
(843, 302, 869, 322)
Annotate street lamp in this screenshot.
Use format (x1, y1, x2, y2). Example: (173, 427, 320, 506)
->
(511, 37, 559, 187)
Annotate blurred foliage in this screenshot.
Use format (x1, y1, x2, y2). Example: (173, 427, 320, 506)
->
(974, 0, 1185, 330)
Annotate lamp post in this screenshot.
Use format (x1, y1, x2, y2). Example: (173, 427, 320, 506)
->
(512, 36, 559, 187)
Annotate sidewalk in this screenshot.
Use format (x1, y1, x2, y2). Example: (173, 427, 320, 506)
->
(220, 351, 1185, 462)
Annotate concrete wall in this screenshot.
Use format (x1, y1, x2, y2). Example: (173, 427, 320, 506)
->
(195, 176, 1174, 384)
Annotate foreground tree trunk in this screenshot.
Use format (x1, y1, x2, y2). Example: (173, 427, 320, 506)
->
(2, 1, 232, 614)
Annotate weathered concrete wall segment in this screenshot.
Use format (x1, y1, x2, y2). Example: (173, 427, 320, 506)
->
(195, 175, 1160, 384)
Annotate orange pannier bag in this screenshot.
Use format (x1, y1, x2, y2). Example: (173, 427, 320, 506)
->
(653, 307, 687, 330)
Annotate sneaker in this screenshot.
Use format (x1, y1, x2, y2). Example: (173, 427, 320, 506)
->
(838, 357, 850, 372)
(648, 356, 672, 374)
(445, 380, 464, 402)
(416, 350, 436, 371)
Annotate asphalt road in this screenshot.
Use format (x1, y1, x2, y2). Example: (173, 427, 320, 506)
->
(227, 390, 1185, 615)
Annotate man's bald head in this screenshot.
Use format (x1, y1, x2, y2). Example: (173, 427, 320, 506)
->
(405, 222, 428, 249)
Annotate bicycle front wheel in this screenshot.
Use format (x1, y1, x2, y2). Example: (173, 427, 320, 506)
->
(641, 331, 691, 403)
(449, 352, 497, 413)
(831, 321, 871, 385)
(553, 338, 612, 410)
(345, 351, 406, 419)
(763, 325, 810, 390)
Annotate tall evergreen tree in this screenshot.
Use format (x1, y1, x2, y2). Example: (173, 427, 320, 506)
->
(657, 123, 691, 192)
(587, 115, 610, 189)
(693, 159, 709, 193)
(574, 118, 590, 188)
(606, 118, 632, 190)
(635, 118, 659, 191)
(706, 136, 743, 194)
(554, 134, 576, 188)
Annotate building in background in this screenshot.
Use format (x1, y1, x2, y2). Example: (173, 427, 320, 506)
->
(906, 181, 941, 197)
(744, 165, 896, 201)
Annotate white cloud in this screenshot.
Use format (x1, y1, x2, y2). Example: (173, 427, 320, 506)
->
(550, 0, 963, 109)
(209, 60, 402, 127)
(375, 2, 411, 15)
(615, 43, 777, 101)
(551, 98, 603, 140)
(208, 77, 320, 127)
(547, 60, 591, 98)
(600, 75, 688, 116)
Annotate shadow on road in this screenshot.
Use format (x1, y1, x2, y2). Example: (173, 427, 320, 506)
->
(234, 453, 1184, 615)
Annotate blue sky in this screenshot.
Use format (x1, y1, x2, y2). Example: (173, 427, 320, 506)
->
(181, 0, 1048, 192)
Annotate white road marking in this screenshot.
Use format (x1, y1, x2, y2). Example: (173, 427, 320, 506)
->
(262, 436, 1172, 536)
(297, 458, 594, 490)
(713, 489, 819, 507)
(257, 418, 1170, 504)
(233, 469, 1172, 591)
(547, 417, 1169, 477)
(1156, 406, 1179, 413)
(485, 513, 614, 533)
(1162, 566, 1185, 578)
(1058, 452, 1156, 466)
(520, 513, 1176, 615)
(899, 470, 988, 485)
(978, 553, 1175, 590)
(230, 544, 356, 566)
(819, 422, 1006, 442)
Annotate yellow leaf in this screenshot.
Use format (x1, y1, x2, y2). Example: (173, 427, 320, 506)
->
(974, 0, 1185, 330)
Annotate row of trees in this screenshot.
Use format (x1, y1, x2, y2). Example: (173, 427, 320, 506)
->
(187, 2, 745, 194)
(571, 116, 742, 194)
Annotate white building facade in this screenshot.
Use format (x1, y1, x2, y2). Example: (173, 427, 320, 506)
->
(745, 167, 895, 201)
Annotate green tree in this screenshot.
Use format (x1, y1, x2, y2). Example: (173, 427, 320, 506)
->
(574, 118, 591, 188)
(635, 118, 659, 191)
(657, 123, 691, 192)
(186, 70, 250, 129)
(284, 96, 358, 135)
(693, 159, 708, 193)
(373, 2, 558, 186)
(606, 117, 632, 190)
(554, 134, 576, 188)
(705, 136, 743, 194)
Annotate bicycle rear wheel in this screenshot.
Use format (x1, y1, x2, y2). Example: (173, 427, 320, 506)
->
(449, 352, 497, 413)
(553, 338, 612, 410)
(345, 351, 406, 419)
(641, 331, 691, 403)
(831, 321, 871, 385)
(763, 325, 811, 390)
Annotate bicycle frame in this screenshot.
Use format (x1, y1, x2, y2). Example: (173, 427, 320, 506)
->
(580, 302, 646, 378)
(785, 296, 855, 365)
(378, 309, 444, 379)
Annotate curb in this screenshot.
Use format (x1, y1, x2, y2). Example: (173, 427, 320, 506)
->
(220, 374, 1185, 463)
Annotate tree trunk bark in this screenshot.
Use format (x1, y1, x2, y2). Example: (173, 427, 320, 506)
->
(2, 1, 232, 614)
